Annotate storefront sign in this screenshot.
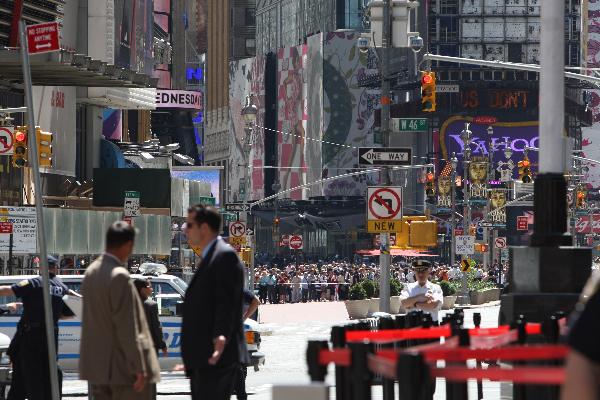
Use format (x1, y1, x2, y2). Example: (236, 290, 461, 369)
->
(155, 90, 203, 110)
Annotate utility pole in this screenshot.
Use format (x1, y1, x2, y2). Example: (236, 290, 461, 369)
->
(378, 0, 392, 314)
(241, 95, 258, 290)
(450, 153, 458, 266)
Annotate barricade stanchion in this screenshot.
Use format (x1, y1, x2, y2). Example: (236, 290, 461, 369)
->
(512, 316, 527, 400)
(307, 340, 329, 382)
(349, 342, 372, 400)
(473, 312, 484, 400)
(397, 352, 432, 400)
(331, 325, 350, 400)
(378, 317, 396, 400)
(445, 328, 469, 400)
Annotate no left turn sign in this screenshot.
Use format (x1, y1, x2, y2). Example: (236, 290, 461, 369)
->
(494, 237, 507, 249)
(367, 187, 403, 220)
(0, 127, 14, 155)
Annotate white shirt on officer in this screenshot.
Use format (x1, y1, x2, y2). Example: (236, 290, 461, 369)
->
(400, 281, 444, 322)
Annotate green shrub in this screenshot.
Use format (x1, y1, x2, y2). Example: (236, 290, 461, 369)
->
(439, 280, 456, 296)
(361, 279, 377, 298)
(390, 278, 403, 297)
(348, 284, 367, 300)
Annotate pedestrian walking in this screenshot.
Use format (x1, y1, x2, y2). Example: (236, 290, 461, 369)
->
(179, 205, 247, 400)
(79, 222, 160, 400)
(0, 256, 74, 400)
(134, 278, 168, 400)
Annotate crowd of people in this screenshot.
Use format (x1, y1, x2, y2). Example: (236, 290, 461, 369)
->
(253, 258, 509, 304)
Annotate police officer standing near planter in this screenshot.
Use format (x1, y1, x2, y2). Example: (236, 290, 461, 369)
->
(0, 256, 75, 399)
(400, 260, 443, 323)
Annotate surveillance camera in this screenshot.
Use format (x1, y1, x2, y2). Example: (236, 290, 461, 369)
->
(357, 36, 370, 53)
(409, 35, 424, 53)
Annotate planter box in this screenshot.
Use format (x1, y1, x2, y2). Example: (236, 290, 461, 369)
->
(485, 288, 501, 303)
(390, 296, 401, 314)
(344, 300, 369, 319)
(442, 295, 457, 310)
(470, 288, 501, 305)
(368, 298, 380, 315)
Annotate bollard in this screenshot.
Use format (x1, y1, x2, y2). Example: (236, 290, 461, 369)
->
(307, 340, 329, 382)
(378, 317, 396, 400)
(397, 352, 431, 400)
(472, 312, 483, 399)
(331, 326, 350, 400)
(349, 342, 372, 400)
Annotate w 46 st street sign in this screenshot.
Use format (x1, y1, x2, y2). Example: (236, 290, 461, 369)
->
(391, 118, 428, 132)
(358, 147, 412, 167)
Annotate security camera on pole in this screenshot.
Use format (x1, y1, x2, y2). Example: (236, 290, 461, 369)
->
(365, 0, 420, 314)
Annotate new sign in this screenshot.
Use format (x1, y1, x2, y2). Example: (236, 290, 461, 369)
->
(155, 90, 203, 110)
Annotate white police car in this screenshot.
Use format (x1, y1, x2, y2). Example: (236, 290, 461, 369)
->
(0, 271, 265, 373)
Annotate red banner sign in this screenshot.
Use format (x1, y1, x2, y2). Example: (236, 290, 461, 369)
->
(473, 116, 498, 124)
(517, 216, 529, 231)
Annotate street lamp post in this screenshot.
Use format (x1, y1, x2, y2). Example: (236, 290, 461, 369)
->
(272, 181, 281, 255)
(241, 95, 258, 290)
(457, 123, 472, 305)
(450, 153, 458, 266)
(486, 126, 495, 270)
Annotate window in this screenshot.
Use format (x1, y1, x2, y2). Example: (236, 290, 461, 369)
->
(246, 38, 256, 55)
(156, 295, 183, 316)
(0, 295, 21, 315)
(150, 281, 179, 296)
(245, 8, 256, 26)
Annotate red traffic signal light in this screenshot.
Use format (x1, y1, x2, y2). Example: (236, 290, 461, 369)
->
(577, 192, 585, 200)
(422, 74, 433, 85)
(521, 159, 530, 168)
(15, 131, 26, 142)
(426, 172, 434, 182)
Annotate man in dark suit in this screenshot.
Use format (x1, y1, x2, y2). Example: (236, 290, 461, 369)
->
(180, 204, 247, 400)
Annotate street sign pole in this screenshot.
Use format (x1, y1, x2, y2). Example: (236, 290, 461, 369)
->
(19, 20, 60, 400)
(378, 0, 392, 314)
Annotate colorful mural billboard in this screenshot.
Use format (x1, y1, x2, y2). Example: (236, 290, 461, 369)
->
(277, 45, 307, 200)
(229, 56, 266, 202)
(583, 2, 600, 188)
(439, 116, 539, 180)
(321, 31, 381, 196)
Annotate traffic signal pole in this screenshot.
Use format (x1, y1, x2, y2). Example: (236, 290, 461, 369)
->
(378, 0, 391, 314)
(19, 20, 60, 400)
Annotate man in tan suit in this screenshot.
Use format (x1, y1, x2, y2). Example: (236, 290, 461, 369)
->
(79, 222, 160, 399)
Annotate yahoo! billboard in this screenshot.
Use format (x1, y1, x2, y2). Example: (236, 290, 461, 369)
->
(440, 116, 539, 180)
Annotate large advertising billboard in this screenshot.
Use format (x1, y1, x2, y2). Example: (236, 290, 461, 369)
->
(439, 116, 539, 180)
(114, 0, 154, 75)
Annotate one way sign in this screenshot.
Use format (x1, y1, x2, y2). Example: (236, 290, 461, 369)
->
(358, 147, 412, 167)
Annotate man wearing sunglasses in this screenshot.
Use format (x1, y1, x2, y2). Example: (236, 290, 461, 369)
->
(179, 204, 247, 400)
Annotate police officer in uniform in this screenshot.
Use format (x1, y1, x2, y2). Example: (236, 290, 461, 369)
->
(0, 256, 75, 399)
(400, 260, 443, 323)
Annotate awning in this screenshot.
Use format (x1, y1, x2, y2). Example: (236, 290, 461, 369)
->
(356, 249, 439, 257)
(0, 48, 157, 88)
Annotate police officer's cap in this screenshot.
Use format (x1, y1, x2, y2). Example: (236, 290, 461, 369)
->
(411, 259, 431, 272)
(47, 255, 58, 266)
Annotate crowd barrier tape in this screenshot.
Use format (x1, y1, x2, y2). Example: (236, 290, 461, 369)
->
(307, 311, 569, 400)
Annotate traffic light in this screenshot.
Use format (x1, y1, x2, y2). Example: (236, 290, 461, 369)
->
(12, 126, 27, 167)
(518, 158, 532, 183)
(425, 172, 435, 197)
(469, 225, 476, 236)
(420, 71, 436, 112)
(36, 127, 52, 168)
(576, 191, 586, 208)
(273, 217, 280, 226)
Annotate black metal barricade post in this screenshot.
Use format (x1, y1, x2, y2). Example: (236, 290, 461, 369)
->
(306, 340, 329, 382)
(378, 317, 396, 400)
(397, 352, 433, 400)
(349, 342, 372, 400)
(473, 312, 484, 400)
(331, 325, 349, 400)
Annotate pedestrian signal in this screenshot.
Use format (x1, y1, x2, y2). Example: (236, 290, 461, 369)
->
(420, 71, 436, 112)
(12, 127, 27, 167)
(518, 158, 532, 183)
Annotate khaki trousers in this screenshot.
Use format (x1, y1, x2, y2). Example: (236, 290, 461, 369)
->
(90, 384, 152, 400)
